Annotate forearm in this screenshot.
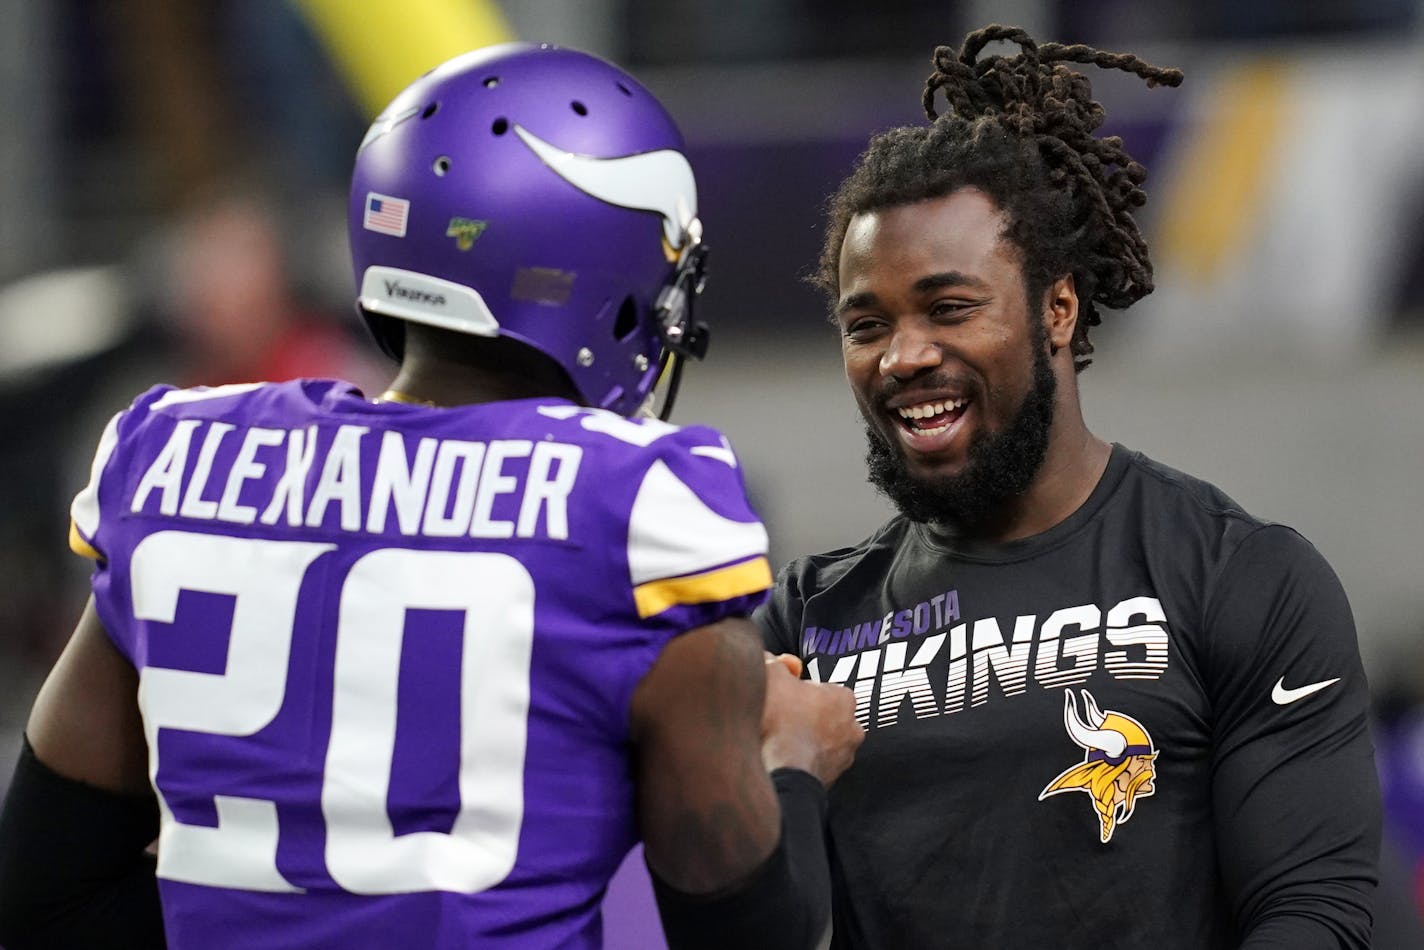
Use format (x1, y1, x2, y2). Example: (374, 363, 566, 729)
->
(1217, 720, 1379, 949)
(1239, 903, 1373, 950)
(652, 768, 831, 950)
(1234, 864, 1378, 949)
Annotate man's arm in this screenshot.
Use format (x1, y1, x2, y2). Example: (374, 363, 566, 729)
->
(0, 598, 165, 949)
(629, 616, 862, 949)
(1206, 527, 1380, 949)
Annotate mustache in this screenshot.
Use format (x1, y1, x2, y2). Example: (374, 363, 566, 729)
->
(872, 371, 981, 406)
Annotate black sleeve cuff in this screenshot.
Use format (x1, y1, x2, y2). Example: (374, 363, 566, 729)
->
(651, 768, 831, 950)
(0, 736, 164, 949)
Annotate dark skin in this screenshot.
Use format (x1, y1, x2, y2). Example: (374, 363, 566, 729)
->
(25, 322, 863, 900)
(835, 187, 1111, 542)
(382, 327, 585, 407)
(27, 600, 152, 796)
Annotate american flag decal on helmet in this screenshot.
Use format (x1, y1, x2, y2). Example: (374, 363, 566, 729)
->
(364, 193, 410, 237)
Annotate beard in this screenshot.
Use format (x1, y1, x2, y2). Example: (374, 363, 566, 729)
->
(864, 329, 1057, 528)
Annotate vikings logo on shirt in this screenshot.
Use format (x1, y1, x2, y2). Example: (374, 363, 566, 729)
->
(1039, 689, 1158, 843)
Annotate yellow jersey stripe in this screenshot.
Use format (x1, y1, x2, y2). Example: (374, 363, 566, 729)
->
(633, 557, 772, 620)
(69, 520, 103, 562)
(293, 0, 515, 118)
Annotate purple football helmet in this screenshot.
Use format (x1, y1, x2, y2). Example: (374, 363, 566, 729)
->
(349, 43, 709, 417)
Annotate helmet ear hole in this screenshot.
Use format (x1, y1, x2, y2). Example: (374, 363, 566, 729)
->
(612, 295, 639, 340)
(492, 117, 509, 136)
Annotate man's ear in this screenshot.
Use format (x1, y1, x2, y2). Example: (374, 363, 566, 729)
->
(1044, 275, 1079, 352)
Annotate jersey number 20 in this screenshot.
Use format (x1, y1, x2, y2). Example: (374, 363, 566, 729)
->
(131, 530, 534, 895)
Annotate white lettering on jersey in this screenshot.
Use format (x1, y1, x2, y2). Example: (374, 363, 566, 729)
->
(517, 442, 581, 540)
(217, 428, 286, 525)
(126, 420, 585, 542)
(306, 425, 368, 531)
(423, 439, 485, 537)
(471, 441, 532, 539)
(132, 419, 202, 516)
(261, 426, 319, 528)
(179, 422, 235, 520)
(130, 531, 532, 894)
(367, 431, 437, 535)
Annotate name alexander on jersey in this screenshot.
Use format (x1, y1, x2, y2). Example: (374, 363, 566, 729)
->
(803, 592, 1171, 728)
(128, 418, 583, 541)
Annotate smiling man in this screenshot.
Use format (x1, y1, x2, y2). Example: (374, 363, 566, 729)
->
(838, 189, 1071, 535)
(756, 24, 1381, 950)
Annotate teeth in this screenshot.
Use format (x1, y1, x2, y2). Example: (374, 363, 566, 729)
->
(897, 398, 964, 421)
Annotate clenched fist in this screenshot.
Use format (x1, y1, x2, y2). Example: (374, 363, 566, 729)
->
(760, 654, 864, 786)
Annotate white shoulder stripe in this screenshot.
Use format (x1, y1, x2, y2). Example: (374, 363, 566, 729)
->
(151, 382, 264, 410)
(71, 411, 123, 539)
(628, 461, 766, 587)
(537, 404, 680, 447)
(690, 436, 737, 468)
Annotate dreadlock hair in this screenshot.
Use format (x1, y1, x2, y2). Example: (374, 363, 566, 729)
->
(816, 25, 1182, 372)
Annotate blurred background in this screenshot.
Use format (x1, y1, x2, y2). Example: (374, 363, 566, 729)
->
(1, 0, 1421, 944)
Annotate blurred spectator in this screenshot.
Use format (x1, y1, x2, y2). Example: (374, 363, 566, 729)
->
(0, 187, 376, 667)
(159, 190, 379, 389)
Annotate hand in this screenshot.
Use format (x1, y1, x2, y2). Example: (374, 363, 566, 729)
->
(764, 651, 803, 677)
(760, 657, 864, 787)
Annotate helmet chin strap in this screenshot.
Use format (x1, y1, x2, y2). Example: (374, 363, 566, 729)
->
(655, 350, 688, 421)
(652, 240, 711, 421)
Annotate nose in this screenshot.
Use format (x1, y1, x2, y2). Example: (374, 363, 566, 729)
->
(879, 322, 942, 380)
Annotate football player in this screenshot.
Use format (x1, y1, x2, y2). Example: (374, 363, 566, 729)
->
(757, 24, 1380, 949)
(0, 44, 862, 950)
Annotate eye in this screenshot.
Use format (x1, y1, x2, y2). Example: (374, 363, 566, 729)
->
(841, 315, 887, 341)
(928, 299, 974, 322)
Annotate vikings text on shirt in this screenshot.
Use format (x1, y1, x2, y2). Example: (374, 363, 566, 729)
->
(802, 589, 1170, 729)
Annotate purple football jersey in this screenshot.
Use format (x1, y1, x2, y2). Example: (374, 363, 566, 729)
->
(69, 379, 771, 949)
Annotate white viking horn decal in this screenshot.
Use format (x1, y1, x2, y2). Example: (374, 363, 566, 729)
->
(1063, 690, 1128, 759)
(513, 124, 698, 249)
(1083, 690, 1108, 728)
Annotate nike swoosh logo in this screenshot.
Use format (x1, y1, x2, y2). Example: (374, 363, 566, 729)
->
(1271, 676, 1340, 705)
